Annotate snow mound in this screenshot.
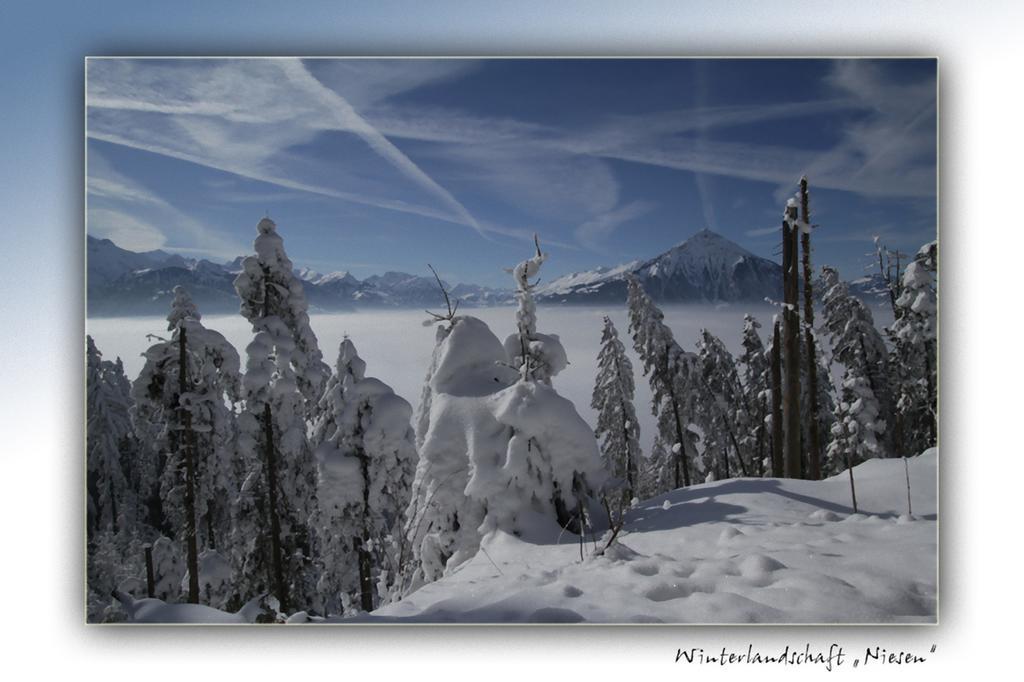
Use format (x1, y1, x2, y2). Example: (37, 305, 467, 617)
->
(374, 451, 937, 623)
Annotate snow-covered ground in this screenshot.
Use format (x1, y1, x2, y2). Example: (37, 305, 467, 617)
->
(362, 450, 936, 624)
(115, 450, 935, 624)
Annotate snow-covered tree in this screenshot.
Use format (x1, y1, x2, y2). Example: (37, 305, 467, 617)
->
(407, 245, 604, 589)
(591, 316, 641, 509)
(503, 235, 567, 383)
(889, 241, 937, 455)
(86, 335, 137, 537)
(738, 315, 771, 477)
(626, 275, 698, 490)
(405, 315, 518, 588)
(826, 370, 886, 512)
(695, 329, 749, 479)
(232, 216, 330, 614)
(131, 286, 241, 604)
(312, 338, 417, 615)
(819, 266, 892, 457)
(87, 527, 149, 622)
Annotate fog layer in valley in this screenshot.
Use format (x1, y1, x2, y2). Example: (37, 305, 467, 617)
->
(87, 303, 892, 455)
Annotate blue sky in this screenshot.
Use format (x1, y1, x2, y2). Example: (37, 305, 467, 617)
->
(86, 57, 936, 288)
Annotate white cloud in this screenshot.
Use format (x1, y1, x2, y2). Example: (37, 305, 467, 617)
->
(87, 148, 249, 259)
(86, 58, 935, 260)
(87, 208, 167, 251)
(574, 201, 656, 252)
(745, 225, 781, 237)
(277, 58, 488, 238)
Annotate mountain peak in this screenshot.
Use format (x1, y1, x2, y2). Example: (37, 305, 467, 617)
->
(671, 228, 754, 259)
(537, 228, 778, 304)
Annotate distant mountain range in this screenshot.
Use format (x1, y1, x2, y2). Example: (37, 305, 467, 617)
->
(86, 236, 513, 317)
(87, 230, 886, 317)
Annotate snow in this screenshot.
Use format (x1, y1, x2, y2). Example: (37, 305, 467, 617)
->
(536, 261, 640, 297)
(365, 450, 937, 623)
(111, 448, 935, 624)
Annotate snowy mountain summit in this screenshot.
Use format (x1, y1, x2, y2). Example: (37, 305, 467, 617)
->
(538, 229, 783, 304)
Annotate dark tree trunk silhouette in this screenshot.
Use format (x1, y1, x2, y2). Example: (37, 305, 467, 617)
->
(262, 402, 287, 613)
(144, 544, 155, 598)
(770, 319, 784, 478)
(782, 208, 802, 478)
(666, 375, 691, 488)
(178, 325, 200, 604)
(355, 414, 375, 613)
(799, 177, 822, 480)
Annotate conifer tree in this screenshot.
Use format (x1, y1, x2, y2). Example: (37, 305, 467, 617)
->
(738, 315, 771, 477)
(131, 286, 241, 604)
(503, 235, 567, 383)
(592, 317, 641, 507)
(313, 338, 417, 615)
(890, 241, 937, 454)
(407, 247, 604, 589)
(826, 370, 885, 513)
(819, 266, 892, 459)
(232, 216, 330, 614)
(626, 276, 698, 490)
(493, 241, 601, 535)
(86, 335, 136, 537)
(695, 329, 749, 479)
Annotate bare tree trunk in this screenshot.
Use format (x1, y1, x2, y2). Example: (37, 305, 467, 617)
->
(770, 319, 784, 478)
(207, 511, 216, 550)
(614, 357, 636, 500)
(846, 456, 858, 513)
(904, 457, 913, 516)
(258, 272, 288, 614)
(799, 177, 822, 480)
(144, 544, 155, 598)
(356, 429, 374, 613)
(178, 326, 200, 604)
(924, 339, 937, 445)
(782, 210, 803, 478)
(666, 378, 691, 488)
(620, 398, 635, 503)
(262, 402, 288, 613)
(755, 409, 766, 478)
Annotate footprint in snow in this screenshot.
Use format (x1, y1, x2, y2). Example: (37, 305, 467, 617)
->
(631, 562, 660, 577)
(562, 584, 583, 598)
(644, 582, 693, 601)
(717, 526, 743, 544)
(527, 607, 584, 623)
